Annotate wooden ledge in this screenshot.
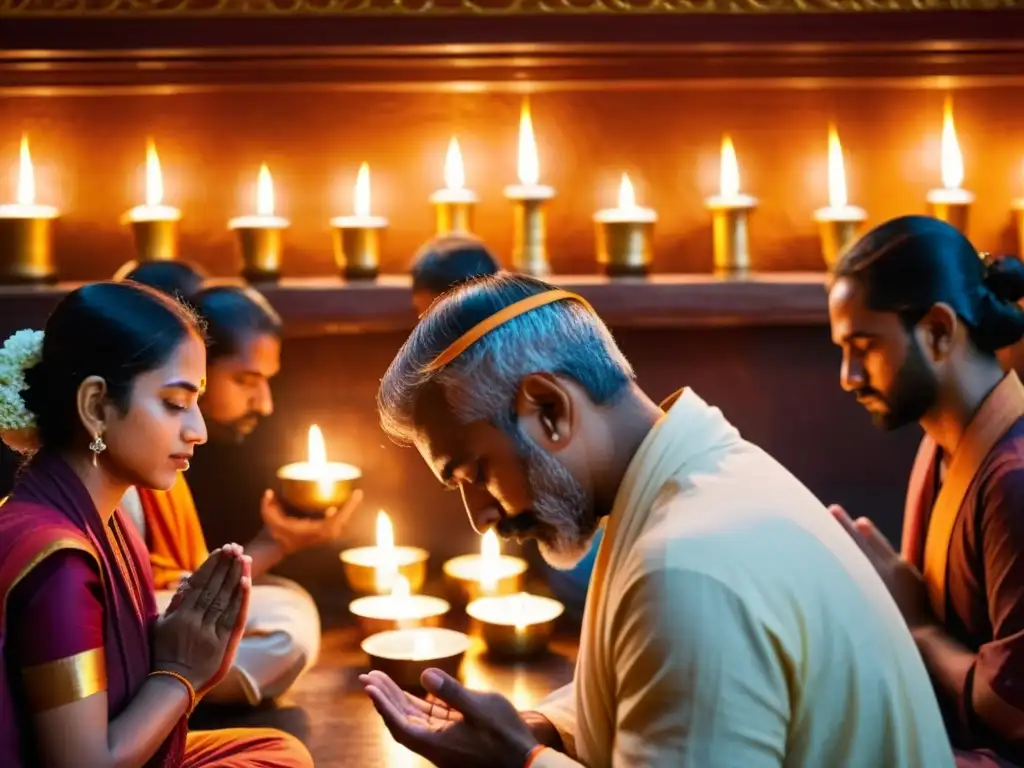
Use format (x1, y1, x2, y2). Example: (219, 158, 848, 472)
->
(0, 272, 829, 338)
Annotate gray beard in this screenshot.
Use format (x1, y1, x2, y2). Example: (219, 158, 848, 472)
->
(512, 427, 599, 570)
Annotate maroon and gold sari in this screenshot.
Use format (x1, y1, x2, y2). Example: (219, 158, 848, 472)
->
(0, 453, 313, 767)
(0, 451, 188, 765)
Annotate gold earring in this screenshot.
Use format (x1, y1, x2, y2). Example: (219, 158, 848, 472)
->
(89, 434, 107, 467)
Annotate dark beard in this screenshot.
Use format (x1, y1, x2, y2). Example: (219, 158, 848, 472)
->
(866, 337, 939, 431)
(206, 413, 261, 444)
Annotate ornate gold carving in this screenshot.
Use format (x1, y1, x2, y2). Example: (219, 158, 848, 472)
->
(0, 0, 1020, 15)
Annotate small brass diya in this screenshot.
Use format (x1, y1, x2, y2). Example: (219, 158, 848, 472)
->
(349, 582, 450, 638)
(466, 593, 565, 659)
(442, 530, 528, 605)
(362, 627, 471, 692)
(340, 545, 429, 595)
(276, 460, 361, 519)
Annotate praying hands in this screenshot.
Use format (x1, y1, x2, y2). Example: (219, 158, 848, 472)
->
(361, 669, 541, 768)
(829, 504, 934, 631)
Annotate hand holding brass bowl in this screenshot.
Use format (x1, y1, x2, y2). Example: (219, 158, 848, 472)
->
(276, 460, 362, 519)
(467, 593, 565, 659)
(362, 627, 471, 692)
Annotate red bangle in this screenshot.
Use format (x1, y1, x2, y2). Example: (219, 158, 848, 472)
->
(524, 745, 548, 768)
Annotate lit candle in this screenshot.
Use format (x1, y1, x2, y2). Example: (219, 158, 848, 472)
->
(705, 134, 758, 276)
(813, 124, 867, 268)
(228, 163, 290, 282)
(330, 162, 388, 280)
(276, 424, 362, 518)
(361, 627, 471, 692)
(593, 172, 657, 277)
(349, 574, 451, 637)
(429, 137, 477, 235)
(0, 134, 58, 285)
(340, 510, 430, 595)
(442, 529, 528, 604)
(504, 98, 555, 276)
(123, 139, 181, 262)
(467, 592, 565, 658)
(926, 96, 974, 235)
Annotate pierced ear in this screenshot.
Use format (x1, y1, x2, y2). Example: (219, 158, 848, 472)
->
(76, 375, 109, 441)
(514, 373, 573, 449)
(920, 303, 958, 360)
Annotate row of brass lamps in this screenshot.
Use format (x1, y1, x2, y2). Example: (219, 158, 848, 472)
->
(275, 425, 564, 689)
(0, 97, 997, 286)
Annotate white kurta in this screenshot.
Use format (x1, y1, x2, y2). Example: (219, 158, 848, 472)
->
(533, 389, 954, 767)
(122, 487, 321, 706)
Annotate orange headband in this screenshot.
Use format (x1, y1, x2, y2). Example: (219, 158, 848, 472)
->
(423, 289, 593, 373)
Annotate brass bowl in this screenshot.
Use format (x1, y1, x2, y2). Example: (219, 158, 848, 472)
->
(466, 594, 565, 659)
(442, 554, 528, 605)
(362, 628, 471, 692)
(349, 593, 451, 638)
(276, 461, 361, 518)
(340, 546, 429, 595)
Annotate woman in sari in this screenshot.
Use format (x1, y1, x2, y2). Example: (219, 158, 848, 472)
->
(0, 281, 313, 767)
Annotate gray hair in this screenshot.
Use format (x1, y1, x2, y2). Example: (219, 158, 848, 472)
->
(378, 273, 635, 445)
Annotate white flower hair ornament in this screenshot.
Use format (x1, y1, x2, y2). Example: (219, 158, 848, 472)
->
(0, 329, 45, 454)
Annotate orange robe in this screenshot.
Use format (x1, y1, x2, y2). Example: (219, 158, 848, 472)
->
(904, 372, 1024, 767)
(135, 473, 208, 591)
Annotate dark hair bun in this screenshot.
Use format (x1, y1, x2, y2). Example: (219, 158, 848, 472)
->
(983, 254, 1024, 304)
(19, 360, 48, 419)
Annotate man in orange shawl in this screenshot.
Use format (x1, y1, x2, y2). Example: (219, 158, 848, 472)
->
(120, 264, 361, 706)
(828, 216, 1024, 767)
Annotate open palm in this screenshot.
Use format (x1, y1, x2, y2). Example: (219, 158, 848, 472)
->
(360, 670, 464, 732)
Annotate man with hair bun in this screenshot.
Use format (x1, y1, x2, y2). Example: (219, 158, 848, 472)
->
(828, 215, 1024, 767)
(362, 272, 953, 767)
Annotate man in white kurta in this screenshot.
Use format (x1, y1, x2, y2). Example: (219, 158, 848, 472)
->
(528, 387, 953, 766)
(364, 277, 955, 767)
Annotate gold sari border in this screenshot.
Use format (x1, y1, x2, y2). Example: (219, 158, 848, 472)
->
(21, 647, 107, 712)
(1, 537, 102, 627)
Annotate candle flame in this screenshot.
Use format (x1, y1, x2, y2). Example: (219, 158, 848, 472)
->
(827, 123, 848, 209)
(412, 631, 434, 660)
(390, 574, 411, 598)
(256, 163, 275, 217)
(480, 529, 500, 593)
(444, 137, 465, 191)
(720, 134, 741, 198)
(145, 139, 164, 208)
(306, 424, 334, 502)
(517, 99, 540, 186)
(941, 95, 964, 190)
(307, 425, 327, 466)
(16, 134, 34, 207)
(617, 173, 636, 209)
(375, 510, 397, 592)
(513, 592, 529, 633)
(354, 162, 371, 218)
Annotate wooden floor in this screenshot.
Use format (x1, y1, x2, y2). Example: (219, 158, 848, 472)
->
(190, 626, 579, 767)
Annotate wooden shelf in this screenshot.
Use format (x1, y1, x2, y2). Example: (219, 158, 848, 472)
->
(0, 272, 829, 338)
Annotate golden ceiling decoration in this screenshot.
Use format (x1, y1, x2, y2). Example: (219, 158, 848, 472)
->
(0, 0, 1020, 15)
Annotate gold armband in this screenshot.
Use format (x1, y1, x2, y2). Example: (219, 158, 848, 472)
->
(21, 647, 107, 712)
